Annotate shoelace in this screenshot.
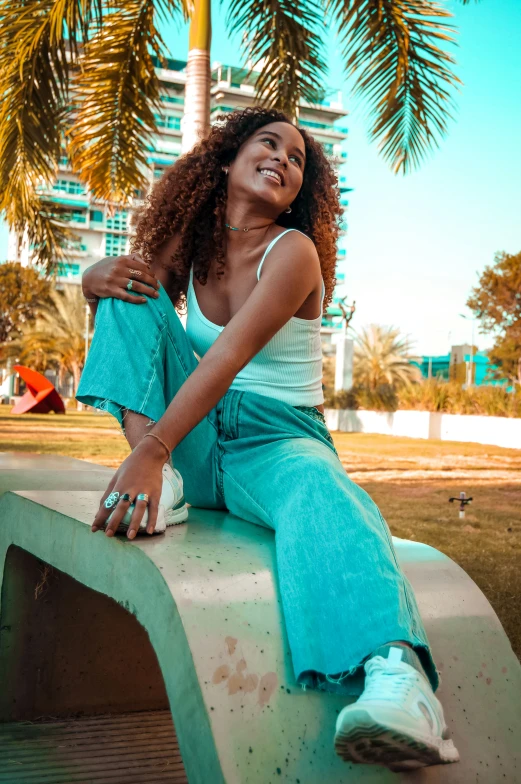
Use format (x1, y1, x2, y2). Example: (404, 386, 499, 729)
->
(362, 659, 418, 703)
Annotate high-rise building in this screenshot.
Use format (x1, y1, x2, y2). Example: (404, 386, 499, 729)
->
(8, 58, 350, 311)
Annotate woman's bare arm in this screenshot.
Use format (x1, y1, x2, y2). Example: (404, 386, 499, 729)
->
(148, 232, 321, 453)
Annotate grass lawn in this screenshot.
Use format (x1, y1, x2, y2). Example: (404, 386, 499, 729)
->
(1, 405, 520, 659)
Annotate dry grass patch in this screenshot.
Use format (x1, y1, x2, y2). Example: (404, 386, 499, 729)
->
(0, 406, 130, 467)
(359, 479, 521, 660)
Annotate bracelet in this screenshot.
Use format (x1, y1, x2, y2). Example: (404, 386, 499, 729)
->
(84, 295, 98, 303)
(143, 432, 172, 459)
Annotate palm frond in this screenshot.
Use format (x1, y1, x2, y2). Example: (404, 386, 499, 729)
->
(68, 0, 184, 202)
(328, 0, 462, 173)
(0, 0, 94, 268)
(227, 0, 327, 119)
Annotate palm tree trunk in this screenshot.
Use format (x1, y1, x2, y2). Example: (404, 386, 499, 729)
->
(182, 0, 212, 153)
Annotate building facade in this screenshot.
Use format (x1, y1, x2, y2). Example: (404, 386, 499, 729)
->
(8, 59, 350, 311)
(418, 347, 506, 387)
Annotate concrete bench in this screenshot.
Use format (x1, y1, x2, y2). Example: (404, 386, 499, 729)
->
(0, 453, 520, 783)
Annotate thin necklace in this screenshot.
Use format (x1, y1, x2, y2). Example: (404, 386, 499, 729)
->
(225, 223, 248, 232)
(225, 221, 272, 233)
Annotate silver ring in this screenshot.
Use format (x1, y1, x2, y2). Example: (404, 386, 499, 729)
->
(104, 491, 120, 509)
(127, 279, 133, 291)
(128, 268, 142, 276)
(119, 493, 132, 503)
(136, 493, 149, 504)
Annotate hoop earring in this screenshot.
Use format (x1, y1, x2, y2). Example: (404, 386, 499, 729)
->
(285, 206, 292, 214)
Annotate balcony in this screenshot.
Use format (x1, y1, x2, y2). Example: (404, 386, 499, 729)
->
(65, 242, 89, 258)
(56, 262, 82, 279)
(44, 194, 90, 210)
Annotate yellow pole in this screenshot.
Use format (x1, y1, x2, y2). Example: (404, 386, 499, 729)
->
(189, 0, 211, 51)
(182, 0, 212, 153)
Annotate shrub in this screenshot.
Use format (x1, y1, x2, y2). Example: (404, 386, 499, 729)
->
(325, 384, 398, 411)
(325, 380, 521, 417)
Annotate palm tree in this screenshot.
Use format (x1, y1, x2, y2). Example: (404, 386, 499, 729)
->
(0, 0, 477, 267)
(9, 285, 88, 395)
(354, 324, 422, 390)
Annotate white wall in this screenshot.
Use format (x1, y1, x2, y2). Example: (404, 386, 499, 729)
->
(325, 409, 521, 450)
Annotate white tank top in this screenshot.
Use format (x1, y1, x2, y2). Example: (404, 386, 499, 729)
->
(185, 228, 325, 406)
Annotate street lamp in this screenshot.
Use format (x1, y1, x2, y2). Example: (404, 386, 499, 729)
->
(459, 313, 476, 387)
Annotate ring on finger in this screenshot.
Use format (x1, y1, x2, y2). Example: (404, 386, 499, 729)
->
(119, 493, 133, 503)
(136, 493, 149, 504)
(128, 268, 142, 276)
(104, 491, 120, 509)
(127, 279, 134, 291)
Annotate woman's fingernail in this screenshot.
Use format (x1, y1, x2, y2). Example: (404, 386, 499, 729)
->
(128, 530, 136, 540)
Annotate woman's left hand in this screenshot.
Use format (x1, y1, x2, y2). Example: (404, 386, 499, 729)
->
(92, 440, 167, 539)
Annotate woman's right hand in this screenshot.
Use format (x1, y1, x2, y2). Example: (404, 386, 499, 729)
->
(82, 254, 160, 304)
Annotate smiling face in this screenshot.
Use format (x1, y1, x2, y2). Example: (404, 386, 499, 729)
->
(227, 121, 306, 215)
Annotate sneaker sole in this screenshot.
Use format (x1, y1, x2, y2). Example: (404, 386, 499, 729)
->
(165, 503, 189, 526)
(334, 708, 460, 772)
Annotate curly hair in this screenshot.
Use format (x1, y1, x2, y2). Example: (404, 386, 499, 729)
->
(131, 106, 343, 311)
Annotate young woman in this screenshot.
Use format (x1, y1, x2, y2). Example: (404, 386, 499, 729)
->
(77, 107, 459, 772)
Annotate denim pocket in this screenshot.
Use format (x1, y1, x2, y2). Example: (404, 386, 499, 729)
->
(293, 406, 338, 454)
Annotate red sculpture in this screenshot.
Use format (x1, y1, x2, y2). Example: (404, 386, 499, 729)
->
(11, 365, 65, 415)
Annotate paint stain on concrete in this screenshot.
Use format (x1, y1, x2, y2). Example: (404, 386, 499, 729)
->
(486, 677, 492, 685)
(225, 636, 238, 655)
(212, 665, 231, 684)
(228, 659, 259, 695)
(501, 667, 508, 674)
(258, 672, 278, 707)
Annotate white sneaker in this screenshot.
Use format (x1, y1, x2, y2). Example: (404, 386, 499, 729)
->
(111, 464, 188, 535)
(334, 646, 460, 772)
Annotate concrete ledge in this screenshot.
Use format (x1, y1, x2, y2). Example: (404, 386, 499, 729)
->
(1, 455, 520, 781)
(325, 409, 521, 449)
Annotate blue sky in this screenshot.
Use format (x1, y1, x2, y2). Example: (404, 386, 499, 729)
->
(2, 0, 519, 355)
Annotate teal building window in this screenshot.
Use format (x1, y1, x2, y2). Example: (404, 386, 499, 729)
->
(53, 179, 86, 195)
(57, 263, 81, 278)
(105, 233, 128, 257)
(154, 113, 181, 130)
(106, 211, 128, 231)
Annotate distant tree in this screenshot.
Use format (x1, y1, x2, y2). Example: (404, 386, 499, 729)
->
(0, 262, 51, 345)
(467, 250, 521, 386)
(354, 324, 422, 390)
(10, 285, 87, 393)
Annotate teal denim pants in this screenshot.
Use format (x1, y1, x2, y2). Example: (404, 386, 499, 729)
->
(77, 286, 438, 696)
